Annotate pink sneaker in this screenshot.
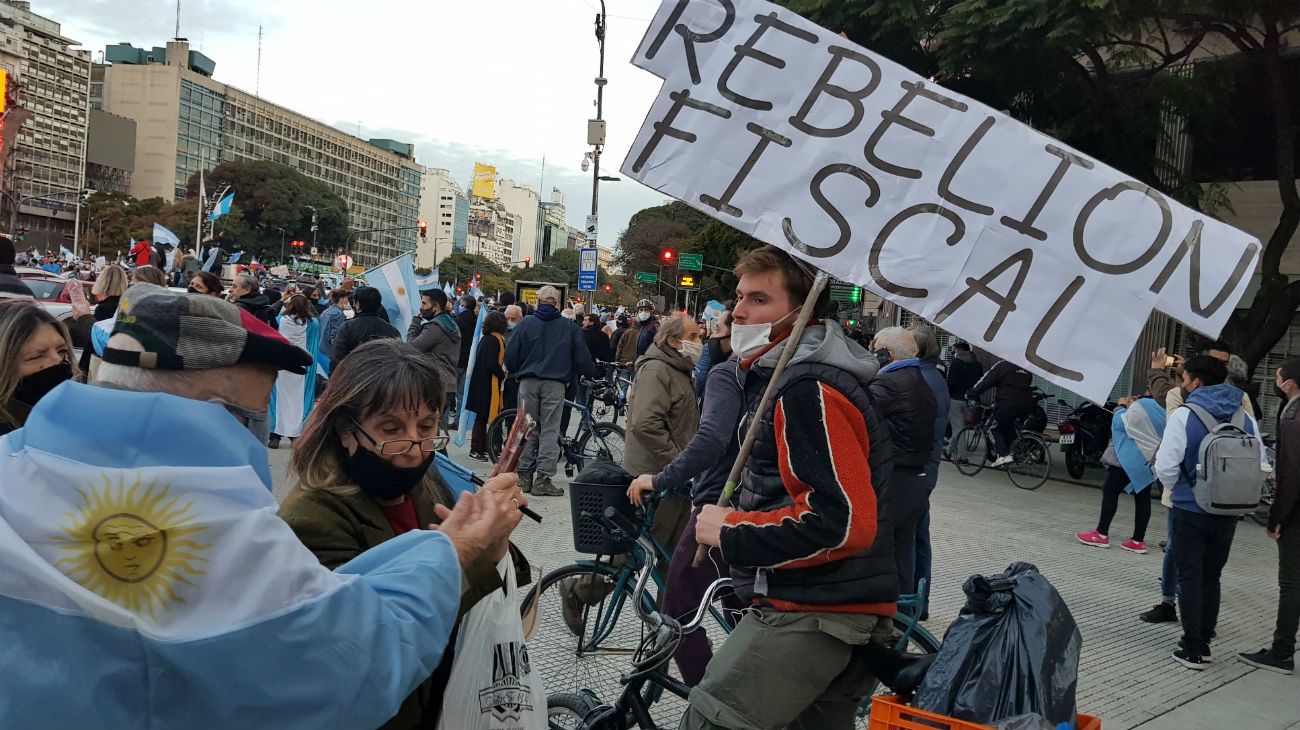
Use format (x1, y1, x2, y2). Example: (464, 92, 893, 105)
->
(1121, 539, 1148, 554)
(1076, 530, 1110, 548)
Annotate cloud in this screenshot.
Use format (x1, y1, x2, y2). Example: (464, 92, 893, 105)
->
(38, 0, 283, 46)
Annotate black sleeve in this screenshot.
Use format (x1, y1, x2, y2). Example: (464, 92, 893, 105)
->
(1270, 410, 1300, 531)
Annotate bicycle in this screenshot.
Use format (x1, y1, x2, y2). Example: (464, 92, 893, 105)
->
(588, 363, 632, 426)
(486, 385, 627, 477)
(520, 492, 740, 712)
(544, 508, 942, 730)
(952, 400, 1053, 490)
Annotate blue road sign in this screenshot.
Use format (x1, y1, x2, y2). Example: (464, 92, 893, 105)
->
(578, 247, 598, 291)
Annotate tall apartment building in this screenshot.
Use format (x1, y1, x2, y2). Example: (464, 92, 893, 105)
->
(496, 178, 539, 265)
(0, 0, 90, 248)
(99, 40, 421, 266)
(417, 167, 467, 269)
(466, 196, 515, 269)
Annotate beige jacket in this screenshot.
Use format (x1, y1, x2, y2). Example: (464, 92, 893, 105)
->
(623, 344, 701, 476)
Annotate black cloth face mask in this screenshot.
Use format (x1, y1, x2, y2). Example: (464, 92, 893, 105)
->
(12, 361, 73, 407)
(340, 442, 436, 501)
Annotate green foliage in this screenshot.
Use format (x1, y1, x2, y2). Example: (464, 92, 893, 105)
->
(682, 221, 765, 301)
(438, 253, 505, 289)
(614, 201, 712, 279)
(183, 160, 352, 262)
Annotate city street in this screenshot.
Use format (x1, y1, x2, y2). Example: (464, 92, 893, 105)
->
(268, 440, 1298, 730)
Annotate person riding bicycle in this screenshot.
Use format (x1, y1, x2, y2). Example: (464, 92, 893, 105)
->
(687, 246, 897, 730)
(616, 299, 659, 365)
(966, 358, 1035, 468)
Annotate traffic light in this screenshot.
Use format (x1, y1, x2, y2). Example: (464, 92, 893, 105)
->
(850, 286, 862, 304)
(418, 220, 428, 238)
(523, 257, 531, 268)
(475, 272, 482, 281)
(290, 240, 304, 251)
(603, 284, 612, 293)
(661, 249, 675, 264)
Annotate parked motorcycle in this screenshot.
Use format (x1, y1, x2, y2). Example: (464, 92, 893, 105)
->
(1057, 399, 1114, 479)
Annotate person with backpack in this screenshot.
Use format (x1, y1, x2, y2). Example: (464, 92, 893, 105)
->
(1154, 355, 1270, 670)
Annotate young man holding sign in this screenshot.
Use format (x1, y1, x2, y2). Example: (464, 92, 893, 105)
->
(690, 246, 896, 730)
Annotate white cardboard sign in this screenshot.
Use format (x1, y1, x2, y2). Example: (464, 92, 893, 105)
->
(621, 0, 1261, 401)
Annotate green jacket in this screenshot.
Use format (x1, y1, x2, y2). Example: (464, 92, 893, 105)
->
(278, 477, 529, 730)
(623, 344, 700, 477)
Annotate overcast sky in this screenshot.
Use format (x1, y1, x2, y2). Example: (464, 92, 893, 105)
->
(46, 0, 674, 246)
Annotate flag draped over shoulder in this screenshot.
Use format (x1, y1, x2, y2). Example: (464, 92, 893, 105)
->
(364, 252, 421, 337)
(0, 381, 462, 730)
(454, 303, 489, 447)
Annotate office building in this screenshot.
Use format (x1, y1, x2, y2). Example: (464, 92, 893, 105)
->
(99, 40, 421, 266)
(496, 178, 539, 265)
(417, 167, 468, 269)
(84, 109, 133, 195)
(0, 0, 91, 247)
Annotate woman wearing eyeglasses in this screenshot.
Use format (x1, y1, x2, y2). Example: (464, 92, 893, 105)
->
(278, 338, 530, 730)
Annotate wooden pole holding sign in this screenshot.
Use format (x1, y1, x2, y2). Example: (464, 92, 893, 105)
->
(693, 270, 829, 567)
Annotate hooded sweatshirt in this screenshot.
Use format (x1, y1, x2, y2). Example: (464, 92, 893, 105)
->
(1155, 383, 1266, 514)
(946, 350, 983, 399)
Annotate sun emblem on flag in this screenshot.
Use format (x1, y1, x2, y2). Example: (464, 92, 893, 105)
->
(53, 475, 210, 619)
(396, 286, 407, 297)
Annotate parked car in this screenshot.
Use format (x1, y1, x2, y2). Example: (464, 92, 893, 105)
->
(19, 275, 93, 305)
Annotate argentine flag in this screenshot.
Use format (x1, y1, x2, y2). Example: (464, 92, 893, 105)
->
(207, 192, 234, 221)
(364, 252, 421, 337)
(152, 223, 181, 247)
(0, 382, 461, 730)
(454, 303, 489, 448)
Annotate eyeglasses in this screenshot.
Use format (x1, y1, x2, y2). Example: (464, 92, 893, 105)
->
(351, 419, 449, 455)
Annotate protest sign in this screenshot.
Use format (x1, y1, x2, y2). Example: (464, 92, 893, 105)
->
(621, 0, 1261, 401)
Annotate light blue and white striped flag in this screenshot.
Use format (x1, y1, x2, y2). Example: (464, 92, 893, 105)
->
(0, 381, 461, 730)
(454, 303, 489, 448)
(364, 252, 421, 337)
(152, 223, 181, 247)
(414, 268, 440, 289)
(207, 193, 233, 222)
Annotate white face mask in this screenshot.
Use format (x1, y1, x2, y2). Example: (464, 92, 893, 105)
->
(637, 311, 652, 322)
(343, 308, 356, 320)
(679, 341, 703, 364)
(729, 308, 801, 359)
(507, 320, 518, 330)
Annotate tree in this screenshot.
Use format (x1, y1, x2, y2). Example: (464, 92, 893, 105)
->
(184, 160, 351, 263)
(613, 201, 712, 277)
(438, 253, 504, 291)
(781, 0, 1299, 372)
(683, 220, 765, 301)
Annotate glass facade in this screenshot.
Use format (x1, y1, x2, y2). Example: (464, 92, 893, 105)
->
(176, 80, 225, 198)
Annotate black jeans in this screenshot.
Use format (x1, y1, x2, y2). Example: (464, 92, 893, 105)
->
(1172, 509, 1238, 656)
(991, 405, 1032, 457)
(1096, 466, 1152, 543)
(1272, 527, 1300, 659)
(891, 469, 931, 603)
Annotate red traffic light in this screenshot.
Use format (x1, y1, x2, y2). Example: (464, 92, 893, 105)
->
(661, 249, 675, 263)
(474, 272, 482, 280)
(603, 284, 612, 292)
(418, 220, 428, 238)
(523, 257, 531, 268)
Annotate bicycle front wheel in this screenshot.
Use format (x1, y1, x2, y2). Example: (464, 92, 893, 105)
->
(486, 408, 517, 464)
(952, 426, 987, 477)
(575, 423, 627, 467)
(521, 563, 655, 702)
(1008, 433, 1051, 490)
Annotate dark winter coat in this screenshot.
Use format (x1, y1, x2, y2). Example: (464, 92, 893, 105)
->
(332, 312, 400, 363)
(408, 312, 461, 395)
(869, 359, 939, 470)
(503, 305, 595, 383)
(583, 325, 614, 364)
(968, 360, 1035, 409)
(232, 293, 275, 326)
(945, 351, 984, 399)
(466, 332, 507, 419)
(455, 308, 477, 369)
(623, 344, 700, 477)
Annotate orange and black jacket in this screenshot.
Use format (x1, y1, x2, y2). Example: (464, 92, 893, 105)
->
(721, 359, 898, 616)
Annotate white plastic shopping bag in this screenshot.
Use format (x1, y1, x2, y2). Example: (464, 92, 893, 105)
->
(437, 556, 547, 730)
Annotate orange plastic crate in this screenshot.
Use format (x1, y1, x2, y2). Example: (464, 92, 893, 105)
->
(869, 695, 1101, 730)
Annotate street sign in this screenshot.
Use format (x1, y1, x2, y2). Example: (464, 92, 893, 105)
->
(635, 271, 658, 284)
(578, 247, 598, 291)
(678, 273, 699, 289)
(310, 246, 318, 256)
(678, 253, 703, 271)
(584, 214, 598, 243)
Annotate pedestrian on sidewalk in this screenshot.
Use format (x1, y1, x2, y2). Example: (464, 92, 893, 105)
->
(869, 326, 937, 605)
(1142, 343, 1248, 624)
(1076, 395, 1166, 554)
(466, 311, 508, 461)
(504, 285, 595, 497)
(622, 314, 702, 579)
(911, 326, 948, 615)
(407, 290, 461, 435)
(1239, 358, 1300, 675)
(1154, 355, 1268, 670)
(944, 342, 983, 458)
(332, 287, 400, 365)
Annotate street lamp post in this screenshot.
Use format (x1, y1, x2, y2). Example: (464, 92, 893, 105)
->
(275, 227, 287, 264)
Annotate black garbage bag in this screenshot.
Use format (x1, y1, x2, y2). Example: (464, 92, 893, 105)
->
(913, 562, 1081, 726)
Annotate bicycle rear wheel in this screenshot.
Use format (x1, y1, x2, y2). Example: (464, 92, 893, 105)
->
(486, 408, 517, 464)
(547, 691, 601, 729)
(575, 423, 626, 467)
(855, 615, 944, 726)
(521, 563, 655, 704)
(952, 426, 988, 476)
(1008, 433, 1051, 490)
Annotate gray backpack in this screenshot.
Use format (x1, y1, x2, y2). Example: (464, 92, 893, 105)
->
(1184, 403, 1265, 516)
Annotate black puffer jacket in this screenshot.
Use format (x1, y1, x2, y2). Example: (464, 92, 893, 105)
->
(868, 360, 938, 470)
(968, 360, 1035, 409)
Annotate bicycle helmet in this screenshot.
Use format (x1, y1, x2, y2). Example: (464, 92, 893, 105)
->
(636, 298, 653, 310)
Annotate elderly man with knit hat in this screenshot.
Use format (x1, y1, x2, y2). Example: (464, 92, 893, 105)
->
(0, 283, 520, 730)
(504, 284, 596, 496)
